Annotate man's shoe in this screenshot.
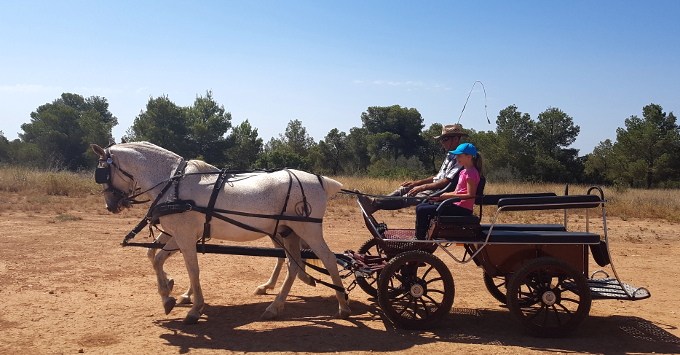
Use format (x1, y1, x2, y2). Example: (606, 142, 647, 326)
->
(357, 194, 378, 215)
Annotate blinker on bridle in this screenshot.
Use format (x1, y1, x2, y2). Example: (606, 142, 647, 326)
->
(95, 158, 113, 184)
(95, 150, 147, 207)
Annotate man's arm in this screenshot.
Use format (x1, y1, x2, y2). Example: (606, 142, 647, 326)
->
(399, 175, 435, 188)
(406, 177, 451, 196)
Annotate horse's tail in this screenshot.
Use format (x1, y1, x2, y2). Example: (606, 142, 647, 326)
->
(320, 176, 343, 197)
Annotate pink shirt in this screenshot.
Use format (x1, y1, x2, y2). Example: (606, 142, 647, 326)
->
(454, 167, 480, 210)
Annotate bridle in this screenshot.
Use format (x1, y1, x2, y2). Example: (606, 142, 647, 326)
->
(95, 148, 147, 208)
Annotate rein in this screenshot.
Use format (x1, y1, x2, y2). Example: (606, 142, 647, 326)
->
(121, 168, 324, 245)
(124, 167, 344, 296)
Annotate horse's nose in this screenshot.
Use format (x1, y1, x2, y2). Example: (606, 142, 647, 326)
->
(107, 204, 122, 213)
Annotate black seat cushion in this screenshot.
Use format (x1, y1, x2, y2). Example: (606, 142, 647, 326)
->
(436, 215, 481, 225)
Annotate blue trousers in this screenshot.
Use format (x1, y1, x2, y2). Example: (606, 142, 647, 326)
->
(415, 202, 473, 240)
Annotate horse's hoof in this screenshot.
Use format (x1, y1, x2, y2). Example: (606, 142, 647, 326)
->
(253, 286, 269, 295)
(337, 308, 351, 319)
(177, 296, 192, 305)
(183, 314, 200, 325)
(163, 297, 177, 315)
(260, 309, 277, 320)
(300, 277, 316, 287)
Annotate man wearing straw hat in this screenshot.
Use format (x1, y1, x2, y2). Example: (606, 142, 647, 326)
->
(358, 124, 467, 215)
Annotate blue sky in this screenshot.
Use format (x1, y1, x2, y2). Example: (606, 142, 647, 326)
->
(1, 1, 678, 155)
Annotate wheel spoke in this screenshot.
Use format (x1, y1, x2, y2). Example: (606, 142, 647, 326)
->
(377, 251, 454, 329)
(507, 257, 592, 337)
(417, 298, 432, 317)
(426, 289, 445, 296)
(424, 276, 444, 286)
(421, 295, 442, 310)
(548, 305, 564, 326)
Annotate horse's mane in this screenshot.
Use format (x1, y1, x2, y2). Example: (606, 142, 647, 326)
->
(189, 160, 220, 173)
(120, 141, 218, 175)
(121, 141, 182, 159)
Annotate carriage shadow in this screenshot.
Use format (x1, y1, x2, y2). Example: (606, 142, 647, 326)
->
(154, 298, 680, 354)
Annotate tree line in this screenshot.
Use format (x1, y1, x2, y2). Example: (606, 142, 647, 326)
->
(1, 91, 678, 188)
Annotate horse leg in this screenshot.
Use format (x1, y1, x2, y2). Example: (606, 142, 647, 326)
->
(176, 239, 204, 325)
(149, 233, 182, 315)
(296, 238, 316, 287)
(297, 224, 351, 319)
(254, 233, 288, 295)
(254, 234, 316, 295)
(177, 286, 193, 305)
(254, 257, 285, 295)
(261, 233, 305, 319)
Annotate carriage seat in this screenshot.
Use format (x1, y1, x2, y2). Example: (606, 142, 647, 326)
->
(481, 223, 566, 232)
(436, 215, 480, 225)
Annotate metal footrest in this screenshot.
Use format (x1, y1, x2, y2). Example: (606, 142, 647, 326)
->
(379, 229, 438, 255)
(587, 277, 651, 300)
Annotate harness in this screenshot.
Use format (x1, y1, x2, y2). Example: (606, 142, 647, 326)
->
(97, 150, 345, 295)
(143, 169, 323, 251)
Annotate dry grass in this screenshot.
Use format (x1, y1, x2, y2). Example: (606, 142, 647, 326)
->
(1, 167, 679, 223)
(0, 166, 103, 215)
(331, 176, 680, 223)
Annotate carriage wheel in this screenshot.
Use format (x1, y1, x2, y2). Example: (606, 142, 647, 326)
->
(377, 250, 454, 329)
(506, 257, 591, 337)
(483, 271, 508, 304)
(356, 238, 387, 297)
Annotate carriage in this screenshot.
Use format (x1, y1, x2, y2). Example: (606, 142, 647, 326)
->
(351, 184, 651, 336)
(92, 142, 650, 337)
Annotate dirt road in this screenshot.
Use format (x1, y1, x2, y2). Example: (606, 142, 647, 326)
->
(1, 200, 678, 354)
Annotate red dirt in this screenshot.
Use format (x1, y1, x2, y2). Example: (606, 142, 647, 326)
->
(1, 200, 679, 354)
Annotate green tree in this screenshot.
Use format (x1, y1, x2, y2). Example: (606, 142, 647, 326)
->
(226, 120, 263, 169)
(257, 120, 315, 170)
(128, 95, 188, 155)
(532, 107, 580, 181)
(19, 93, 117, 170)
(493, 105, 535, 180)
(0, 132, 10, 164)
(534, 107, 580, 159)
(344, 127, 371, 174)
(584, 139, 616, 184)
(361, 105, 424, 159)
(467, 129, 500, 178)
(610, 104, 679, 187)
(311, 128, 348, 175)
(185, 91, 232, 164)
(282, 119, 315, 157)
(419, 123, 444, 174)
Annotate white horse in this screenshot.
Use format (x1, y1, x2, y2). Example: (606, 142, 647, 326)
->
(91, 142, 350, 324)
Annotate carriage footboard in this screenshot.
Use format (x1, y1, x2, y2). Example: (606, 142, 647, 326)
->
(585, 277, 651, 300)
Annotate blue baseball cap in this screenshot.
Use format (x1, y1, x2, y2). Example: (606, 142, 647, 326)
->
(450, 143, 477, 157)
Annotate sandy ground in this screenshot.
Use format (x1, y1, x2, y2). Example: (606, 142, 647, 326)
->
(1, 197, 679, 355)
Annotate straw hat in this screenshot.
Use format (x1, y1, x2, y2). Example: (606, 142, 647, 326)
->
(434, 124, 469, 139)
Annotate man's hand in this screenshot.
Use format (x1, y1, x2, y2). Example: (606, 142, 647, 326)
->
(407, 185, 426, 196)
(400, 181, 415, 187)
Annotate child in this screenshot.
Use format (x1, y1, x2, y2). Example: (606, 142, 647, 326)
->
(414, 143, 483, 240)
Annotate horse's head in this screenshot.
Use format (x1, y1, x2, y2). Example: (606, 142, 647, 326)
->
(91, 143, 137, 213)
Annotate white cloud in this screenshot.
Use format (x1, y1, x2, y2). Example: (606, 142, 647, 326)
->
(73, 86, 123, 95)
(0, 84, 62, 93)
(353, 79, 450, 91)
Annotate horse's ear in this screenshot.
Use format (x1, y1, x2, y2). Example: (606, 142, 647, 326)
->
(120, 137, 127, 144)
(91, 144, 106, 158)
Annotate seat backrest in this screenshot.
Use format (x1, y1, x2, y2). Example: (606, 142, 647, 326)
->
(474, 176, 486, 205)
